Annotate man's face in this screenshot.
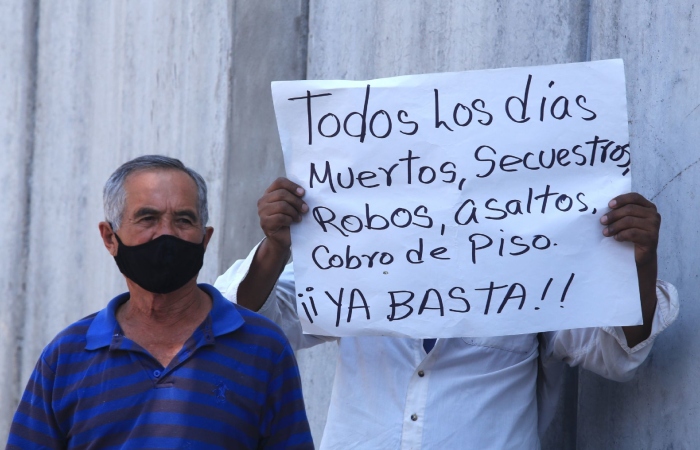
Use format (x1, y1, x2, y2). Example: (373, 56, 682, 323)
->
(101, 169, 213, 254)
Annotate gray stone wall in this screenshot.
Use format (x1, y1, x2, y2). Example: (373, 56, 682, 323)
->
(1, 1, 697, 447)
(0, 0, 36, 442)
(579, 1, 700, 448)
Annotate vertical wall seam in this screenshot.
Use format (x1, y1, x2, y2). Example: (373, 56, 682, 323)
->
(218, 0, 236, 275)
(16, 0, 41, 399)
(571, 367, 579, 449)
(575, 1, 593, 447)
(299, 0, 310, 80)
(585, 0, 593, 61)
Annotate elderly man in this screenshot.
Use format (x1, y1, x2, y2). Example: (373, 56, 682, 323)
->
(215, 177, 678, 450)
(7, 156, 313, 449)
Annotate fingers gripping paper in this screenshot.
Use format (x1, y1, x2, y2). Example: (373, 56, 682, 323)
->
(271, 59, 641, 338)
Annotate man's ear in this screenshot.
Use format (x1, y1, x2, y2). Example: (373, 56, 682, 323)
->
(99, 222, 119, 256)
(202, 226, 214, 250)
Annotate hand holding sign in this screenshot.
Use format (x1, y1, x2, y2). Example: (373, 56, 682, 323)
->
(600, 192, 660, 347)
(236, 178, 308, 314)
(258, 177, 309, 250)
(601, 193, 660, 266)
(272, 59, 644, 338)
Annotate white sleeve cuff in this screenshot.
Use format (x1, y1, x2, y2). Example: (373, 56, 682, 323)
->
(603, 279, 680, 354)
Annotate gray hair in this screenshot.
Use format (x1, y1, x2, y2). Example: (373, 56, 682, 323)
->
(103, 155, 209, 231)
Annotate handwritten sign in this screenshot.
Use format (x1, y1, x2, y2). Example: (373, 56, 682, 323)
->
(272, 59, 641, 338)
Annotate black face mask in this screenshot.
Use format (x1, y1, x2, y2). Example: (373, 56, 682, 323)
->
(113, 232, 205, 294)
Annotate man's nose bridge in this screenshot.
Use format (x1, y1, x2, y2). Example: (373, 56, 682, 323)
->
(155, 213, 176, 236)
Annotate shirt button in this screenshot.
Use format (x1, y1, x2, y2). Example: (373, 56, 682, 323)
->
(153, 370, 161, 378)
(418, 370, 425, 377)
(411, 414, 418, 421)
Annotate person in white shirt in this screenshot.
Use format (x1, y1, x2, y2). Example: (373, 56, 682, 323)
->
(215, 177, 678, 450)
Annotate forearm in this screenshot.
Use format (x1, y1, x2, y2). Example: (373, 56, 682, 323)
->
(548, 277, 677, 382)
(622, 256, 658, 348)
(236, 238, 290, 312)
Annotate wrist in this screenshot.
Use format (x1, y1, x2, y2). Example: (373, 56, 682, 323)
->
(259, 238, 291, 267)
(637, 261, 658, 282)
(636, 250, 657, 273)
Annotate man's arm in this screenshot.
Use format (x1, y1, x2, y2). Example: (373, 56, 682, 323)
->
(215, 177, 334, 351)
(237, 178, 308, 312)
(600, 192, 661, 348)
(7, 357, 65, 449)
(541, 192, 677, 381)
(259, 342, 314, 449)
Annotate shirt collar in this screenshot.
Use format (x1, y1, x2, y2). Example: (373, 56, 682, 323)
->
(201, 283, 245, 336)
(85, 283, 244, 350)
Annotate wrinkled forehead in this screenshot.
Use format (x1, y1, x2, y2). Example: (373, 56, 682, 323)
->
(122, 168, 200, 212)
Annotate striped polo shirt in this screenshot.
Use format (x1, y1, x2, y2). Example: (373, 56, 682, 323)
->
(7, 284, 313, 449)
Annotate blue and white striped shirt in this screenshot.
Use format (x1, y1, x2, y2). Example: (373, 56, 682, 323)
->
(7, 284, 313, 449)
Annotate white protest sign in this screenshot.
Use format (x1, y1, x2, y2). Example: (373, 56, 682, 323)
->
(272, 59, 641, 338)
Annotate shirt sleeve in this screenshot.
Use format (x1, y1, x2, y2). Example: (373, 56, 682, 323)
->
(214, 241, 336, 351)
(540, 280, 679, 381)
(6, 355, 66, 449)
(259, 343, 315, 450)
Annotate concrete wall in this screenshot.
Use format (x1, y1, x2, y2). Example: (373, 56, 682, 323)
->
(0, 0, 37, 443)
(21, 0, 235, 385)
(1, 1, 697, 447)
(578, 1, 700, 448)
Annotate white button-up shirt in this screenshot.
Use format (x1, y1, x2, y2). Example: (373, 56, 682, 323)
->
(215, 245, 679, 450)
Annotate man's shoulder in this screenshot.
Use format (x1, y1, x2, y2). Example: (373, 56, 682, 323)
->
(40, 311, 100, 369)
(49, 312, 99, 344)
(202, 282, 291, 347)
(205, 300, 301, 379)
(234, 303, 292, 346)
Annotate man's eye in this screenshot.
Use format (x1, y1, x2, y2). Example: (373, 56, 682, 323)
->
(177, 218, 194, 225)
